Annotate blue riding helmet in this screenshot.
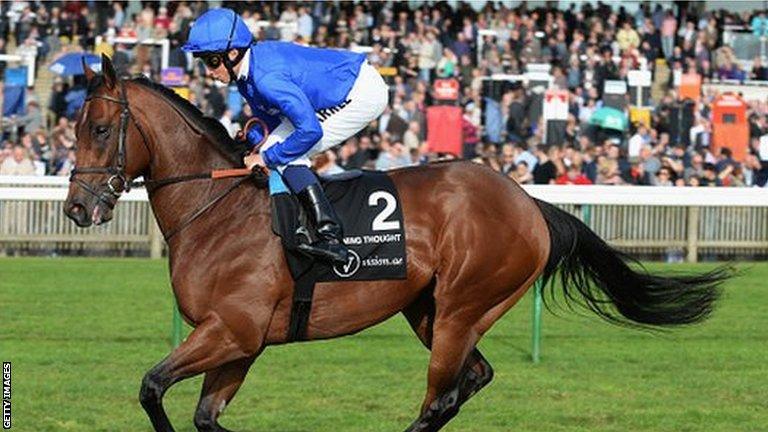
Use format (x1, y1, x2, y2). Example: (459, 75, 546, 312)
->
(182, 8, 253, 54)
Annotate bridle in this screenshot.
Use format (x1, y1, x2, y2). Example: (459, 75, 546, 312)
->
(70, 78, 267, 241)
(69, 80, 149, 207)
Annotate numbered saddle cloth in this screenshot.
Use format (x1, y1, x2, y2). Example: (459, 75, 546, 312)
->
(271, 170, 407, 282)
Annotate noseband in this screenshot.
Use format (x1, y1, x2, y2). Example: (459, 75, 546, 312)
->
(69, 80, 150, 207)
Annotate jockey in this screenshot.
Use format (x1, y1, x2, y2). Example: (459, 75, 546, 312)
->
(182, 8, 389, 264)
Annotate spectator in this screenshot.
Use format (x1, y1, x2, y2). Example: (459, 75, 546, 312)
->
(742, 153, 762, 186)
(279, 4, 298, 41)
(499, 144, 516, 174)
(751, 57, 768, 80)
(654, 166, 675, 186)
(56, 149, 76, 177)
(436, 47, 457, 78)
(533, 145, 560, 184)
(684, 153, 706, 183)
(402, 121, 421, 152)
(112, 2, 125, 30)
(155, 7, 171, 31)
(628, 124, 650, 160)
(461, 107, 481, 159)
(596, 156, 626, 185)
(418, 29, 441, 82)
(625, 161, 652, 185)
(555, 165, 593, 185)
(314, 150, 345, 176)
(344, 135, 377, 169)
(700, 163, 722, 186)
(18, 101, 44, 135)
(617, 21, 640, 52)
(509, 161, 534, 184)
(751, 11, 768, 37)
(376, 141, 411, 170)
(297, 7, 313, 41)
(661, 10, 677, 59)
(0, 145, 36, 176)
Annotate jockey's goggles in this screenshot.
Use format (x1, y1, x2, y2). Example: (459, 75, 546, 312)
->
(195, 52, 225, 69)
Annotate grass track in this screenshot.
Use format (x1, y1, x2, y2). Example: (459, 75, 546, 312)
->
(1, 258, 766, 432)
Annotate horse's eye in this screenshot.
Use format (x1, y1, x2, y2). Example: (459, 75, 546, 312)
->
(94, 125, 110, 138)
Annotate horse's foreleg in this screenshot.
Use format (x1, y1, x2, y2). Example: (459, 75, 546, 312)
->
(403, 298, 494, 432)
(193, 356, 258, 432)
(139, 316, 262, 432)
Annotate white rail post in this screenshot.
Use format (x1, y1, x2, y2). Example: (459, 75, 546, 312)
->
(686, 206, 699, 263)
(148, 213, 163, 259)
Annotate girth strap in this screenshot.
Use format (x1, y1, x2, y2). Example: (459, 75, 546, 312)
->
(287, 266, 318, 342)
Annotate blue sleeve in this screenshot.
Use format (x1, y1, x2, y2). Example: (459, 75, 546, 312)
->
(245, 108, 281, 149)
(256, 73, 323, 168)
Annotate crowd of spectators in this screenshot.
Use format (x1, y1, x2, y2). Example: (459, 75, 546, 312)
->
(2, 1, 768, 187)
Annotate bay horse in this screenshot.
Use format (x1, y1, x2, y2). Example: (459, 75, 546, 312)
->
(64, 56, 729, 432)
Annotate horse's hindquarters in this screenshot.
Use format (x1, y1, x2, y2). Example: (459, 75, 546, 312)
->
(391, 162, 550, 331)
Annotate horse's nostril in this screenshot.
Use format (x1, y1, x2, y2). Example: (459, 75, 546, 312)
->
(68, 203, 86, 217)
(65, 202, 92, 227)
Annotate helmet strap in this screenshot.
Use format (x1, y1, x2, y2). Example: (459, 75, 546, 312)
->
(223, 48, 248, 82)
(221, 9, 247, 83)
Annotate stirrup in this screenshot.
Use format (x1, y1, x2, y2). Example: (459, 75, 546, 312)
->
(297, 240, 349, 264)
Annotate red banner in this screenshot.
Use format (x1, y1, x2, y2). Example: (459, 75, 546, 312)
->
(426, 106, 462, 155)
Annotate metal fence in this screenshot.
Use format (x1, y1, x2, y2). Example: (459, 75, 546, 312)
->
(2, 177, 768, 261)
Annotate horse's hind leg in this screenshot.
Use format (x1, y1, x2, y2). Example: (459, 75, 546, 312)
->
(194, 356, 257, 432)
(140, 315, 263, 432)
(403, 295, 494, 432)
(403, 293, 495, 409)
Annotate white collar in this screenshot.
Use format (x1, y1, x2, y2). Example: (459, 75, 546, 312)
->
(236, 48, 251, 81)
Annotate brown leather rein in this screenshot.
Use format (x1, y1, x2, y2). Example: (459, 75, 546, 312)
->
(71, 80, 269, 241)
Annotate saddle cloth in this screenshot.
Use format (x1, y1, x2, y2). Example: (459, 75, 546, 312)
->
(271, 170, 407, 282)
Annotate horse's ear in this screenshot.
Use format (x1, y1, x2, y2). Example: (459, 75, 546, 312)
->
(101, 54, 117, 90)
(82, 56, 96, 82)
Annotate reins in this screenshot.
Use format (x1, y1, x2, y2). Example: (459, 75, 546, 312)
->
(134, 117, 269, 193)
(72, 79, 269, 241)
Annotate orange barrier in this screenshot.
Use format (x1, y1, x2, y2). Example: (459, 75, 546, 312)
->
(712, 93, 749, 161)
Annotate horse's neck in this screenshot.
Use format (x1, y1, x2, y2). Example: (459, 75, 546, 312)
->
(135, 94, 255, 241)
(149, 132, 235, 180)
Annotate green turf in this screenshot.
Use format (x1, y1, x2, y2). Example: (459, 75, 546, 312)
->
(1, 258, 766, 432)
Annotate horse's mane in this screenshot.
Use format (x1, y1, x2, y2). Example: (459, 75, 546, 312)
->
(128, 76, 248, 166)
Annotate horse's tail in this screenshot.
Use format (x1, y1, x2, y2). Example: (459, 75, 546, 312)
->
(534, 199, 732, 327)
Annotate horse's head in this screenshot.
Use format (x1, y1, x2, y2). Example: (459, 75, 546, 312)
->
(64, 55, 151, 227)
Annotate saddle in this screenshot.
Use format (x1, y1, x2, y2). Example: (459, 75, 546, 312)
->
(270, 170, 408, 341)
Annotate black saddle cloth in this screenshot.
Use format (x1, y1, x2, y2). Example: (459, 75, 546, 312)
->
(271, 170, 407, 283)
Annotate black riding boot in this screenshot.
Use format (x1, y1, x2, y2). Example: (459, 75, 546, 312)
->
(296, 184, 349, 264)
